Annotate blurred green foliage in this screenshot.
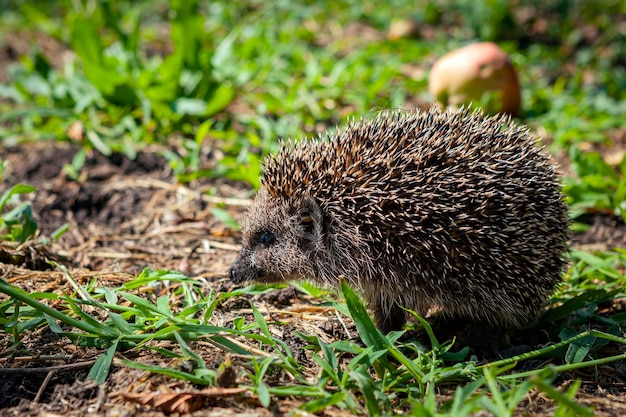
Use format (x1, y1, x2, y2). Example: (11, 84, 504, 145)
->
(0, 1, 626, 413)
(0, 0, 624, 200)
(0, 161, 38, 243)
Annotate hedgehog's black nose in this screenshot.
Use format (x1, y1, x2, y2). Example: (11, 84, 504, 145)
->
(230, 266, 245, 283)
(230, 259, 262, 284)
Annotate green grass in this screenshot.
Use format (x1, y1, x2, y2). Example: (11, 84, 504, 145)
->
(1, 261, 624, 415)
(1, 0, 626, 415)
(0, 182, 38, 244)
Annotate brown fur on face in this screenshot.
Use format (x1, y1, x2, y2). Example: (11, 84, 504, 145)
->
(230, 108, 569, 337)
(230, 188, 373, 287)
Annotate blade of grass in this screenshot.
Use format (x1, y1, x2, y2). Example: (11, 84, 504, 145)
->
(349, 368, 380, 417)
(0, 184, 37, 212)
(341, 280, 426, 385)
(88, 339, 119, 385)
(121, 359, 211, 385)
(174, 331, 206, 368)
(0, 279, 112, 337)
(531, 369, 594, 416)
(300, 392, 347, 413)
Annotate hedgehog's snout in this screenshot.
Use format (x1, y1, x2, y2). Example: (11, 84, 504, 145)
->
(229, 254, 264, 284)
(228, 265, 239, 282)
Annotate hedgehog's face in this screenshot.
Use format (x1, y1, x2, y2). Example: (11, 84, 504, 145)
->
(229, 188, 325, 285)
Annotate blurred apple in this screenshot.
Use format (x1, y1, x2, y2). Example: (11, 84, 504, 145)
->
(429, 42, 521, 116)
(388, 19, 420, 41)
(66, 121, 84, 141)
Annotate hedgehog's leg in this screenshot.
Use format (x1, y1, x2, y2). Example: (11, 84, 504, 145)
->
(467, 321, 502, 359)
(429, 317, 502, 359)
(373, 303, 406, 335)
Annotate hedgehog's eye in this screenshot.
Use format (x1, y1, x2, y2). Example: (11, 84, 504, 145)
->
(301, 211, 314, 235)
(258, 230, 276, 246)
(301, 211, 313, 225)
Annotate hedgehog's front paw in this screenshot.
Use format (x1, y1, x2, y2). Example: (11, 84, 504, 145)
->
(373, 304, 406, 335)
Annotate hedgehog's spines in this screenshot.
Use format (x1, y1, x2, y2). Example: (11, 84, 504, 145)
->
(233, 107, 569, 332)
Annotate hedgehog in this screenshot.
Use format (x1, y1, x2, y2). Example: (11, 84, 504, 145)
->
(229, 107, 569, 347)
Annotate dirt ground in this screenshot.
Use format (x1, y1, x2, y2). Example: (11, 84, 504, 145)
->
(1, 22, 626, 417)
(0, 141, 309, 416)
(0, 137, 625, 416)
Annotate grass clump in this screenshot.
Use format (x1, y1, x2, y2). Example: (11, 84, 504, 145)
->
(1, 0, 625, 415)
(2, 257, 626, 414)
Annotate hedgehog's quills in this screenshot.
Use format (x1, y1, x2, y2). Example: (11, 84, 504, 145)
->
(230, 107, 569, 352)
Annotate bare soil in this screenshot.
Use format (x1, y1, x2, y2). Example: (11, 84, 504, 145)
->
(1, 23, 626, 417)
(0, 141, 353, 416)
(1, 137, 625, 416)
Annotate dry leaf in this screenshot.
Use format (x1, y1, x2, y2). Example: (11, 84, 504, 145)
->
(123, 387, 248, 413)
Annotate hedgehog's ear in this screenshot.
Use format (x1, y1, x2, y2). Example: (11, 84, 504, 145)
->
(300, 197, 324, 242)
